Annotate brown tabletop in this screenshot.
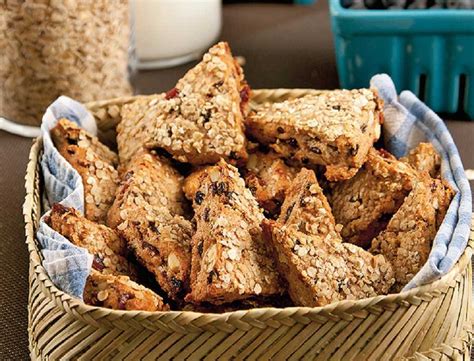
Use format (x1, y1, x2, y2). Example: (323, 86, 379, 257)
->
(1, 1, 473, 359)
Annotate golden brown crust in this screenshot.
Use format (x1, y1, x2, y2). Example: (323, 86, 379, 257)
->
(47, 204, 137, 279)
(263, 220, 395, 307)
(330, 148, 418, 248)
(278, 168, 339, 237)
(401, 142, 441, 179)
(51, 118, 119, 224)
(243, 151, 299, 218)
(185, 160, 283, 304)
(245, 89, 383, 181)
(117, 42, 249, 165)
(107, 150, 193, 300)
(370, 176, 454, 290)
(84, 271, 169, 311)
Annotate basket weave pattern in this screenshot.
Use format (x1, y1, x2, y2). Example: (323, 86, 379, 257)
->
(24, 90, 473, 360)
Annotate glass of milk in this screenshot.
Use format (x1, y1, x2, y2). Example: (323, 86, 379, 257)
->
(130, 0, 222, 69)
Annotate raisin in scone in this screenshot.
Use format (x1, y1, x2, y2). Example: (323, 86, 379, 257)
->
(117, 41, 250, 165)
(107, 150, 193, 300)
(84, 271, 169, 311)
(371, 176, 454, 290)
(51, 118, 119, 224)
(243, 151, 299, 218)
(47, 204, 137, 279)
(245, 89, 384, 181)
(185, 160, 283, 304)
(401, 142, 441, 179)
(330, 148, 418, 248)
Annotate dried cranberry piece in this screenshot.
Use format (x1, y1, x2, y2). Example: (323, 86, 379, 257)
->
(92, 255, 105, 271)
(118, 293, 133, 310)
(165, 87, 180, 100)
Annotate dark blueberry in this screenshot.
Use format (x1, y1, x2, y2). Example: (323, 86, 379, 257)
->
(195, 191, 205, 205)
(197, 241, 204, 256)
(202, 109, 211, 123)
(229, 151, 239, 160)
(170, 277, 183, 291)
(349, 145, 359, 157)
(288, 138, 298, 148)
(302, 157, 309, 164)
(66, 137, 78, 145)
(332, 105, 341, 111)
(277, 126, 285, 134)
(214, 80, 224, 89)
(212, 181, 228, 196)
(309, 146, 321, 154)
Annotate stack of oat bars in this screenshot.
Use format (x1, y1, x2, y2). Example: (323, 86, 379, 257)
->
(47, 42, 454, 312)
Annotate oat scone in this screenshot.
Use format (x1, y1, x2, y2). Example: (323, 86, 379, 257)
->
(47, 204, 137, 279)
(243, 151, 299, 217)
(107, 152, 193, 299)
(84, 271, 169, 311)
(245, 89, 384, 181)
(401, 142, 441, 178)
(185, 160, 283, 304)
(278, 168, 340, 237)
(51, 118, 119, 223)
(263, 221, 394, 307)
(117, 42, 250, 165)
(108, 149, 188, 227)
(330, 148, 418, 248)
(371, 177, 454, 290)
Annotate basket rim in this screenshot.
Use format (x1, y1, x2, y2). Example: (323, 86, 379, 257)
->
(24, 90, 474, 329)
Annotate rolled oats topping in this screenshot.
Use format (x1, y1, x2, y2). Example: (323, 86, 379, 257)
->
(51, 118, 119, 224)
(47, 204, 137, 280)
(263, 221, 395, 307)
(117, 42, 249, 165)
(330, 148, 418, 248)
(246, 89, 384, 181)
(185, 160, 283, 304)
(401, 142, 441, 179)
(107, 149, 193, 300)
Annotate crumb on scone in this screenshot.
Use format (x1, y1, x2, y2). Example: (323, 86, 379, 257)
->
(107, 150, 193, 300)
(117, 41, 250, 165)
(51, 118, 119, 224)
(245, 89, 384, 181)
(330, 148, 418, 248)
(401, 142, 441, 179)
(243, 151, 299, 218)
(278, 168, 340, 237)
(47, 204, 137, 280)
(262, 221, 395, 307)
(370, 176, 454, 290)
(84, 270, 169, 311)
(185, 160, 283, 304)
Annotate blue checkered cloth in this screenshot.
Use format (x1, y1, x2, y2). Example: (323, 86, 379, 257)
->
(37, 75, 471, 299)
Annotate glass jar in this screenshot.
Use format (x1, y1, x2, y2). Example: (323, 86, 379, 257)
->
(1, 0, 132, 125)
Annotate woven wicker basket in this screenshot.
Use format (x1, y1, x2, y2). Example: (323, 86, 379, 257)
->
(24, 90, 473, 360)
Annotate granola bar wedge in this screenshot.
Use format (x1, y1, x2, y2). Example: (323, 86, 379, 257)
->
(84, 271, 169, 311)
(117, 42, 250, 165)
(243, 151, 299, 218)
(370, 176, 454, 290)
(245, 89, 384, 181)
(330, 148, 418, 248)
(185, 160, 283, 304)
(401, 142, 441, 179)
(262, 221, 394, 307)
(108, 150, 193, 300)
(51, 118, 119, 223)
(278, 168, 339, 237)
(47, 204, 137, 279)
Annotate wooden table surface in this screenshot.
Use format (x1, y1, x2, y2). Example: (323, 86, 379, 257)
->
(0, 1, 472, 359)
